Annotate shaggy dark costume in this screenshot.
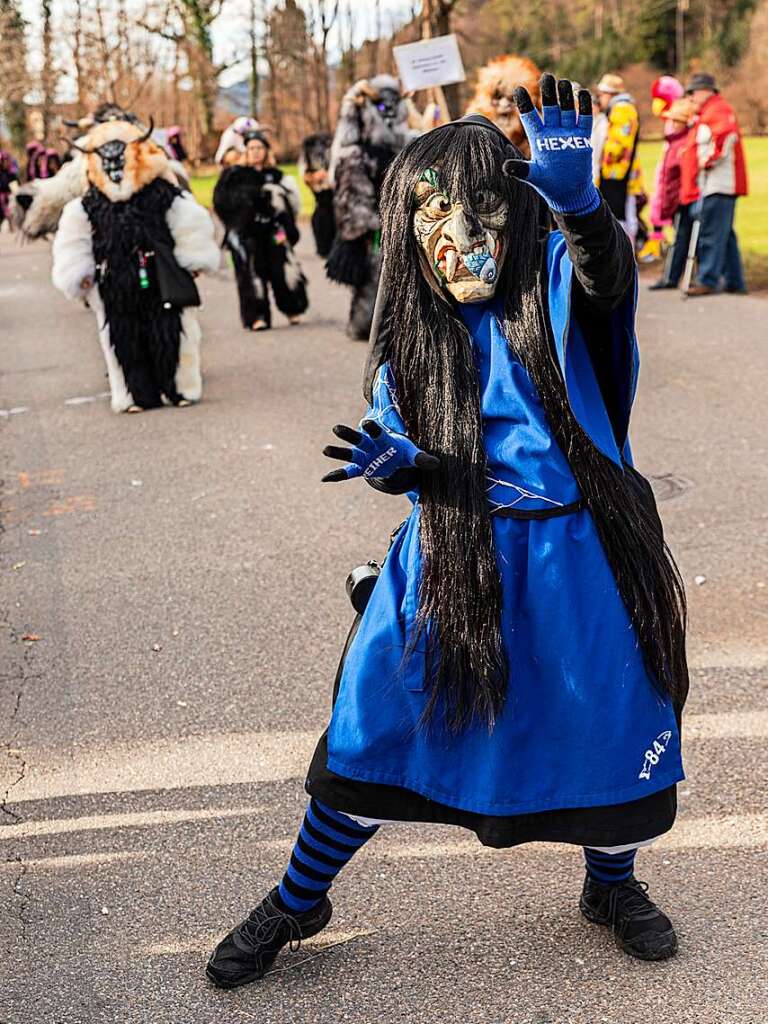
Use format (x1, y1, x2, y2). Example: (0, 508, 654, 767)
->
(301, 133, 336, 257)
(82, 178, 188, 409)
(213, 166, 308, 329)
(326, 143, 401, 340)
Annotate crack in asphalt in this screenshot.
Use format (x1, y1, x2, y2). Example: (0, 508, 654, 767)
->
(1, 468, 34, 950)
(5, 854, 30, 948)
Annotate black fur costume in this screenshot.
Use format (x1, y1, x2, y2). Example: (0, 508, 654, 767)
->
(213, 166, 308, 329)
(82, 178, 187, 408)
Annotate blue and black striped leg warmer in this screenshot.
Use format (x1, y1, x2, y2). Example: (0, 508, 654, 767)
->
(277, 799, 379, 914)
(583, 847, 637, 885)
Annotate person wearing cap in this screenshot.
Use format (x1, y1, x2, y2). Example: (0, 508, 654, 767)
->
(677, 73, 748, 297)
(213, 129, 307, 331)
(594, 73, 644, 244)
(648, 98, 696, 290)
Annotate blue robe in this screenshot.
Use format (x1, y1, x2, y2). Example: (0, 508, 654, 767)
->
(325, 233, 684, 817)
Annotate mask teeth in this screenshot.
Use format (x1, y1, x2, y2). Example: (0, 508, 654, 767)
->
(444, 248, 458, 283)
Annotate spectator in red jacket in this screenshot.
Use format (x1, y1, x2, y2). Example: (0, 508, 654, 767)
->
(680, 73, 748, 297)
(648, 98, 696, 290)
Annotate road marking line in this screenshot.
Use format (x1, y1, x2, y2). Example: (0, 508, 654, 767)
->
(684, 710, 768, 739)
(6, 730, 319, 804)
(0, 407, 29, 417)
(64, 392, 111, 406)
(6, 712, 765, 808)
(144, 929, 374, 957)
(0, 804, 278, 841)
(2, 806, 765, 858)
(0, 850, 140, 871)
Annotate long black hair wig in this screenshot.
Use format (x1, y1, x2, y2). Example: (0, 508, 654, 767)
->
(376, 121, 688, 733)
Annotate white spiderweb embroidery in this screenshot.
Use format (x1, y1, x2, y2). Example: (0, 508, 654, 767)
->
(366, 365, 402, 430)
(486, 475, 565, 512)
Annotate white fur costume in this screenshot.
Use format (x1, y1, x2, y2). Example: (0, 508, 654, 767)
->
(52, 126, 219, 412)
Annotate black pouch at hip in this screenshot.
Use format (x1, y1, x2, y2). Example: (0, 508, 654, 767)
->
(153, 242, 201, 309)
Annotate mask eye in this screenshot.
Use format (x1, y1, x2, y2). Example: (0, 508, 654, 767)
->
(425, 193, 452, 214)
(476, 189, 502, 214)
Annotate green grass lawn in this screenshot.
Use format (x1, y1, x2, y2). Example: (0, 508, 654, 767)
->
(638, 137, 768, 288)
(192, 140, 768, 287)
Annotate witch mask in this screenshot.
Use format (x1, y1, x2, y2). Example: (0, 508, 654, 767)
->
(413, 167, 508, 303)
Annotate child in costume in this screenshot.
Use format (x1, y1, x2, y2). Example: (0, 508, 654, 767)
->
(207, 76, 689, 989)
(648, 99, 696, 291)
(52, 119, 219, 413)
(213, 130, 307, 332)
(638, 76, 685, 264)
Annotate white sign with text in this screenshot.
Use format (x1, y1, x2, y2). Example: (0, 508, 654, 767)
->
(393, 34, 466, 92)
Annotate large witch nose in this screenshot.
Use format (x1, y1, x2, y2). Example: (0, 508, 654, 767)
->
(442, 206, 484, 251)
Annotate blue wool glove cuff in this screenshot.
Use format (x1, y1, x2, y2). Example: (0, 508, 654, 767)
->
(543, 179, 601, 217)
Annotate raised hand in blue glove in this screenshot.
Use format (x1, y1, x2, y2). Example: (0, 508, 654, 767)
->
(503, 74, 601, 217)
(322, 420, 440, 482)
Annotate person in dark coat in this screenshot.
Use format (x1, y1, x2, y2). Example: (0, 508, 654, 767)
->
(213, 131, 307, 331)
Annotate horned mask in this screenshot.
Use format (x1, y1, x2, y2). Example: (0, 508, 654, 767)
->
(69, 119, 169, 202)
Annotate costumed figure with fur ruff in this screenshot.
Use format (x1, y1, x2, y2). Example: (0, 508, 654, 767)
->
(299, 132, 336, 258)
(465, 55, 542, 157)
(213, 129, 307, 332)
(325, 75, 419, 341)
(12, 104, 188, 240)
(207, 77, 690, 988)
(52, 118, 220, 413)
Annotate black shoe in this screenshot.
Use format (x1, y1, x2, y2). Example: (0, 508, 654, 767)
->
(206, 887, 333, 989)
(579, 874, 678, 961)
(648, 279, 677, 291)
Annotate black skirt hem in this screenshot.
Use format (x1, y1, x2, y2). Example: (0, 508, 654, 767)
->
(305, 731, 677, 850)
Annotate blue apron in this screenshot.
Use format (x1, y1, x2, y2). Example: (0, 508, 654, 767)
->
(326, 233, 684, 816)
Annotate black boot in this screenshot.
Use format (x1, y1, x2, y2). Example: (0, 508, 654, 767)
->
(206, 887, 333, 989)
(648, 279, 677, 291)
(580, 875, 678, 961)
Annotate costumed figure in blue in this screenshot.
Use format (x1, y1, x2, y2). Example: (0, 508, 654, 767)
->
(207, 76, 690, 989)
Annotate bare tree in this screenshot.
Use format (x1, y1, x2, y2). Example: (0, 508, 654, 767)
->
(141, 0, 237, 155)
(40, 0, 59, 139)
(421, 0, 461, 119)
(305, 0, 338, 131)
(0, 0, 29, 150)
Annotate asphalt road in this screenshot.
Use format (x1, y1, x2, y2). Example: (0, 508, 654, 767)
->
(1, 226, 766, 1024)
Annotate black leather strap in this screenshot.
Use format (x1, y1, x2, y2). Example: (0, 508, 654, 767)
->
(491, 498, 585, 520)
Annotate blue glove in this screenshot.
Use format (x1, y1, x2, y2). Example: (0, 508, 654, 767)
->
(322, 420, 440, 482)
(504, 75, 601, 217)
